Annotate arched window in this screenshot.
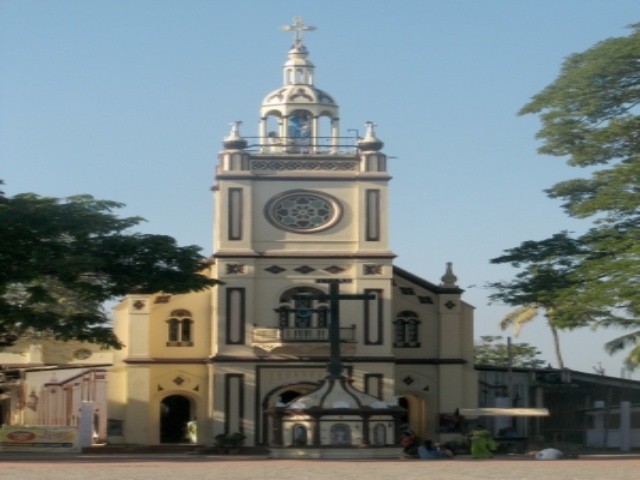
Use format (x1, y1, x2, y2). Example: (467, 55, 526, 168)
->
(292, 424, 308, 446)
(168, 318, 180, 342)
(373, 423, 387, 445)
(393, 318, 406, 344)
(277, 287, 329, 341)
(166, 309, 194, 347)
(330, 423, 351, 445)
(393, 311, 421, 348)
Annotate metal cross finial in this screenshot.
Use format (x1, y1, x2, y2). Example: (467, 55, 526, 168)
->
(280, 16, 316, 47)
(364, 121, 378, 136)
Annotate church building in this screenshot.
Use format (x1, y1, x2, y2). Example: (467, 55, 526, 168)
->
(107, 18, 477, 450)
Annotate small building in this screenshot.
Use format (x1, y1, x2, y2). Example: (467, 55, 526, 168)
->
(0, 337, 112, 439)
(584, 402, 640, 450)
(475, 365, 640, 450)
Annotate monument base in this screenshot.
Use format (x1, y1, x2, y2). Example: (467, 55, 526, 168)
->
(269, 446, 402, 459)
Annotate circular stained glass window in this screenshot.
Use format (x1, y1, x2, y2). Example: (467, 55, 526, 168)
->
(265, 190, 342, 233)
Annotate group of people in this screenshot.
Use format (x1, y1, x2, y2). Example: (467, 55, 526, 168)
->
(401, 432, 454, 460)
(400, 425, 496, 460)
(402, 425, 566, 460)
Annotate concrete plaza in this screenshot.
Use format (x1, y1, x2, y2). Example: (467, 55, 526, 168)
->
(1, 453, 640, 480)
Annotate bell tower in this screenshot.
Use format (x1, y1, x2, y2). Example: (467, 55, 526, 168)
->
(209, 18, 399, 441)
(213, 17, 392, 260)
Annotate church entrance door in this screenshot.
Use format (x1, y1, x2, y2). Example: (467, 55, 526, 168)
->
(160, 395, 192, 443)
(399, 393, 428, 441)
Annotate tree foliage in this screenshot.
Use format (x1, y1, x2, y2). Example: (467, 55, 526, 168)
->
(474, 336, 546, 369)
(488, 232, 594, 368)
(505, 23, 640, 369)
(0, 188, 218, 348)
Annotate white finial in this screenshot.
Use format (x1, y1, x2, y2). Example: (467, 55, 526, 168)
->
(229, 120, 242, 134)
(222, 120, 247, 150)
(280, 16, 317, 47)
(441, 262, 458, 287)
(356, 121, 384, 152)
(364, 121, 377, 136)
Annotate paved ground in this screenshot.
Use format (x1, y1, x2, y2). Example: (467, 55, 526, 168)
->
(1, 453, 640, 480)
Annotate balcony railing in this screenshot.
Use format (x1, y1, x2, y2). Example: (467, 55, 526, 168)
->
(243, 136, 361, 155)
(252, 326, 356, 344)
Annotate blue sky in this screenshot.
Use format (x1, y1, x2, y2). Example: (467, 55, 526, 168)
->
(2, 0, 639, 377)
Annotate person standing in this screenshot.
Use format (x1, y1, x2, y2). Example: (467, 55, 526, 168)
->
(469, 425, 496, 459)
(186, 418, 197, 444)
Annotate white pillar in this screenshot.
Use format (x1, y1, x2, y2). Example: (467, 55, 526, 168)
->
(593, 401, 606, 447)
(259, 117, 267, 150)
(311, 115, 319, 153)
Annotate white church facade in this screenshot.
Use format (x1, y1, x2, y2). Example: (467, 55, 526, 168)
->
(106, 18, 477, 450)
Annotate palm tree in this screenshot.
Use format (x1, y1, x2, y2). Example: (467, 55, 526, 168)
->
(499, 304, 565, 369)
(604, 330, 640, 371)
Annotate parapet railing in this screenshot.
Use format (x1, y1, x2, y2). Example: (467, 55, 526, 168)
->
(252, 326, 356, 343)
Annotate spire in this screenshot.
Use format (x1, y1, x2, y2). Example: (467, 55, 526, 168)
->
(441, 262, 458, 287)
(279, 16, 316, 50)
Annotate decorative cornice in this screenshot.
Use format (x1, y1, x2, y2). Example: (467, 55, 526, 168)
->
(215, 174, 392, 182)
(210, 354, 467, 365)
(251, 159, 358, 171)
(214, 252, 396, 259)
(394, 358, 467, 365)
(124, 358, 209, 365)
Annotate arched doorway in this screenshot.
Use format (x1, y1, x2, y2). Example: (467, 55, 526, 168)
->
(399, 393, 428, 441)
(160, 395, 192, 443)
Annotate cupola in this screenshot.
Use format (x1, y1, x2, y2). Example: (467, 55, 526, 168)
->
(257, 17, 340, 153)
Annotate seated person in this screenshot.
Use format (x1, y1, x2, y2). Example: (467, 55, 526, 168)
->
(418, 439, 454, 459)
(401, 431, 418, 458)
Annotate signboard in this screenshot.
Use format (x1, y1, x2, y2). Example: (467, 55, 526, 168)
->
(0, 426, 79, 452)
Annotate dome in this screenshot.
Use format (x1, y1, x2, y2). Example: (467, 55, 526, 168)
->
(285, 377, 390, 410)
(262, 84, 337, 109)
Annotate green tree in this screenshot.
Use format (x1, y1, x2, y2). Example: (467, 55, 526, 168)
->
(0, 189, 218, 348)
(515, 23, 640, 369)
(474, 335, 546, 368)
(488, 232, 591, 368)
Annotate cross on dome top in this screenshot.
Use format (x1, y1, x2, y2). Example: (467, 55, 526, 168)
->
(280, 16, 316, 48)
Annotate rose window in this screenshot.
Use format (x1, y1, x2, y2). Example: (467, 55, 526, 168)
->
(265, 190, 341, 233)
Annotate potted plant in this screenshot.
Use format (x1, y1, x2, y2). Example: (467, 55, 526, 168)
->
(214, 433, 230, 454)
(214, 432, 246, 454)
(226, 432, 246, 454)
